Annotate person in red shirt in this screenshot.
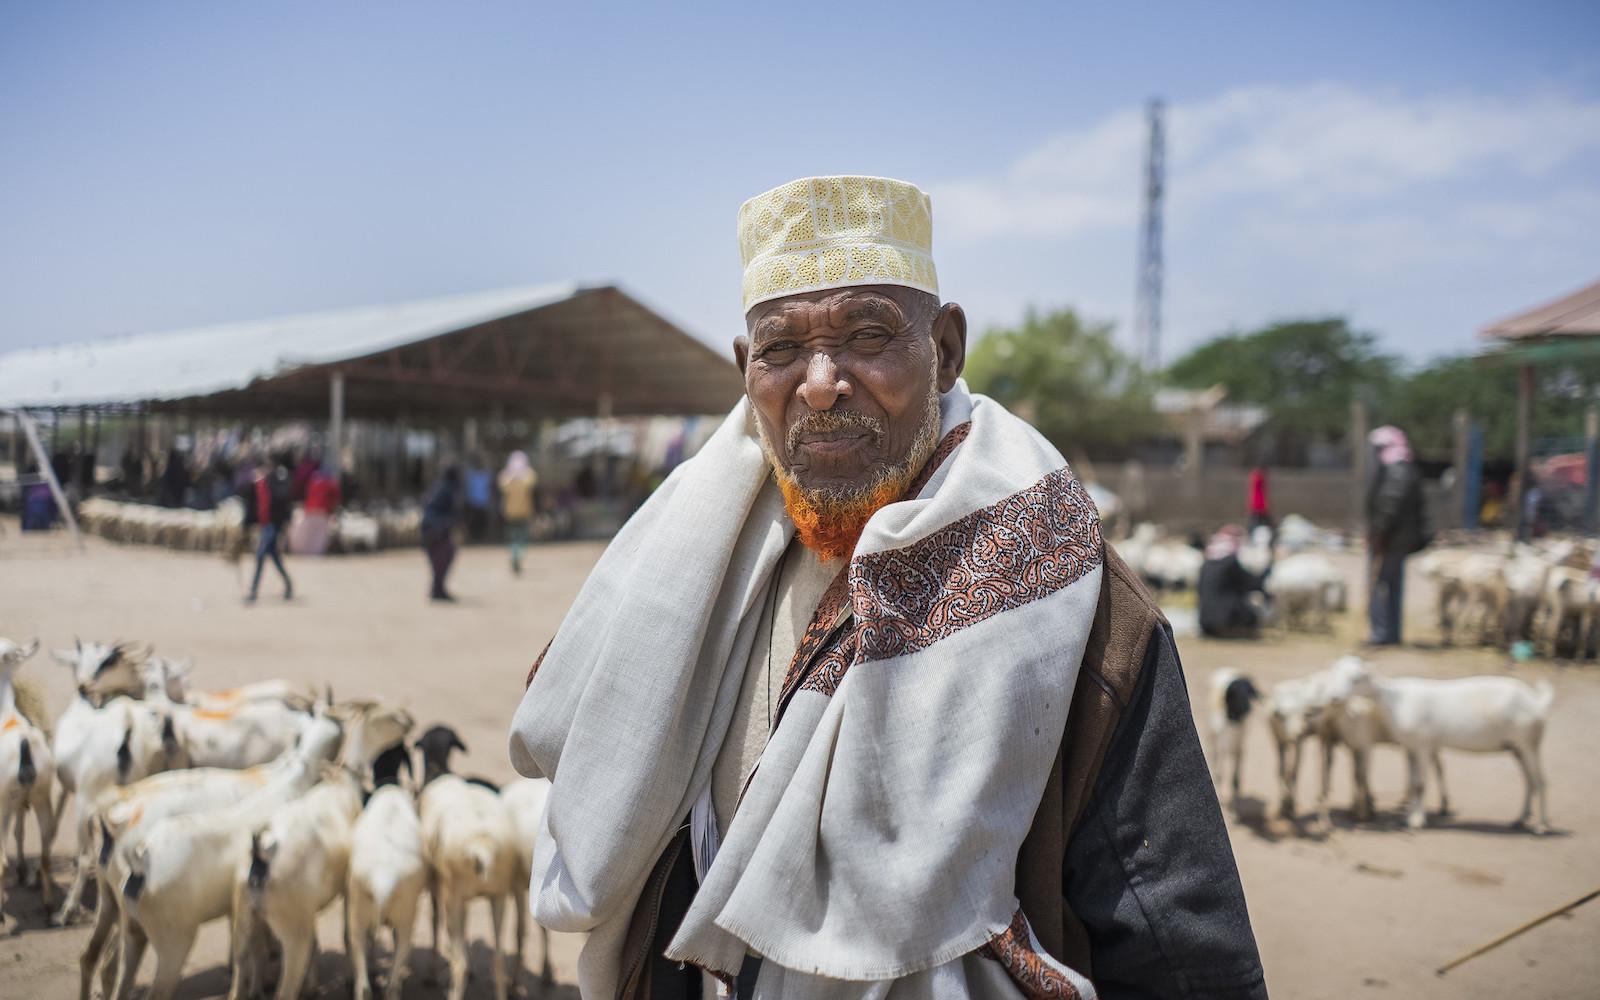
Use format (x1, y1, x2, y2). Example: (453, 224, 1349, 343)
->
(1247, 466, 1270, 532)
(291, 466, 343, 555)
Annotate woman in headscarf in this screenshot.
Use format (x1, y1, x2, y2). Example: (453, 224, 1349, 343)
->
(1365, 425, 1430, 645)
(1198, 524, 1269, 638)
(498, 450, 538, 575)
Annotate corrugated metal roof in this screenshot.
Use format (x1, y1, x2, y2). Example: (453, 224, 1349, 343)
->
(0, 282, 579, 408)
(1481, 278, 1600, 340)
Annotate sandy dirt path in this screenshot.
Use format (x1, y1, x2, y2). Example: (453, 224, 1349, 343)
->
(1, 531, 1596, 998)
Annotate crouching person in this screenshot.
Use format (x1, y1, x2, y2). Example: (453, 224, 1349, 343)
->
(1199, 525, 1270, 639)
(509, 176, 1267, 999)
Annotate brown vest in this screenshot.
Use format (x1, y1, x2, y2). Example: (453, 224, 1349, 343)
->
(1014, 542, 1165, 977)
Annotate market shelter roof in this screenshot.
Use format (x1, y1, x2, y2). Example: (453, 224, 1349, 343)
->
(0, 283, 744, 419)
(1481, 277, 1600, 341)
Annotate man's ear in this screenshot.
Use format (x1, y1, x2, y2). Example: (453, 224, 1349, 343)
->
(932, 303, 967, 392)
(733, 336, 750, 377)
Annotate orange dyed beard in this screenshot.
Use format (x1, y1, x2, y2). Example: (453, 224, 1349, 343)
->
(761, 388, 941, 562)
(772, 469, 914, 561)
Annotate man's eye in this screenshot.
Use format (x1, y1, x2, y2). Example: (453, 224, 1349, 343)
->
(852, 328, 890, 342)
(759, 342, 800, 360)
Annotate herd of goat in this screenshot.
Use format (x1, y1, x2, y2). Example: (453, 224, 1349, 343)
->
(0, 637, 549, 1000)
(1120, 515, 1600, 658)
(1208, 656, 1555, 835)
(75, 498, 425, 554)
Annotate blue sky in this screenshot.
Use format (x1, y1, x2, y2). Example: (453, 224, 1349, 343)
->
(2, 2, 1597, 367)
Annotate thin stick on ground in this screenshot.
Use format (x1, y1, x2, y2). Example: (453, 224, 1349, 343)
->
(1436, 886, 1600, 976)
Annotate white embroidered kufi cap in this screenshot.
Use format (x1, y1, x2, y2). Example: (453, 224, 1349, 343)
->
(737, 175, 938, 313)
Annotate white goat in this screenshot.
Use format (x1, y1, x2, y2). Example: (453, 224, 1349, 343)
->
(347, 785, 428, 1000)
(1265, 671, 1329, 821)
(231, 765, 365, 1000)
(82, 700, 409, 1000)
(1329, 658, 1554, 833)
(104, 713, 347, 1000)
(1263, 553, 1345, 631)
(2, 639, 58, 924)
(1143, 539, 1204, 591)
(1207, 669, 1258, 806)
(500, 776, 555, 988)
(419, 774, 518, 1000)
(137, 657, 313, 769)
(1539, 565, 1599, 659)
(50, 642, 182, 925)
(142, 656, 312, 714)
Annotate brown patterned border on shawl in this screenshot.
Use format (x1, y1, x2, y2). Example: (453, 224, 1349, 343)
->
(848, 466, 1102, 665)
(978, 908, 1084, 1000)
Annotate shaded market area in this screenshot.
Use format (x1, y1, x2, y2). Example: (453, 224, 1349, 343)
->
(1, 283, 742, 548)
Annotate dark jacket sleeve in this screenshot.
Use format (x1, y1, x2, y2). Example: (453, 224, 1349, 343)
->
(1064, 626, 1268, 999)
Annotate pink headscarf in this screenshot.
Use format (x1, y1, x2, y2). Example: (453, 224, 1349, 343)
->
(1205, 524, 1246, 560)
(502, 450, 531, 477)
(1368, 426, 1412, 465)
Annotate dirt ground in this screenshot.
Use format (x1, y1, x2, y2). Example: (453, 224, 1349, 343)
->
(2, 527, 1597, 999)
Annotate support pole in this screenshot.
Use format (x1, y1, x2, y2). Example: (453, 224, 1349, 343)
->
(7, 408, 84, 550)
(1463, 423, 1483, 532)
(328, 371, 346, 476)
(1350, 399, 1369, 536)
(1585, 405, 1599, 536)
(1452, 409, 1470, 531)
(1513, 364, 1533, 542)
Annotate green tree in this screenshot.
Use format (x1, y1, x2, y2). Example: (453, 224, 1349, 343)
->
(1164, 317, 1400, 460)
(965, 308, 1160, 453)
(1383, 354, 1600, 462)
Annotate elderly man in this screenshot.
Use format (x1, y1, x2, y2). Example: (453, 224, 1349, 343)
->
(510, 177, 1265, 999)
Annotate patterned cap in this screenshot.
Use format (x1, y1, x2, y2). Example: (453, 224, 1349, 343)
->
(738, 175, 938, 313)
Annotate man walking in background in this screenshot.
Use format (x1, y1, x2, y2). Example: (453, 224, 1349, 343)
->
(1366, 425, 1429, 645)
(246, 457, 293, 603)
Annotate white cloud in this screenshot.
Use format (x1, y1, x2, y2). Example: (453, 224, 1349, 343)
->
(929, 83, 1600, 359)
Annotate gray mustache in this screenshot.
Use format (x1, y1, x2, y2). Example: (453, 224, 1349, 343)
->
(786, 410, 884, 454)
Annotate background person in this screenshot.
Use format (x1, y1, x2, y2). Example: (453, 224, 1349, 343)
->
(291, 462, 342, 555)
(246, 459, 293, 602)
(1365, 425, 1429, 645)
(421, 464, 463, 602)
(1247, 465, 1271, 531)
(498, 450, 537, 575)
(1198, 524, 1269, 638)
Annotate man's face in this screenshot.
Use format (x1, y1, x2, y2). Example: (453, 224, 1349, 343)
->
(735, 285, 966, 498)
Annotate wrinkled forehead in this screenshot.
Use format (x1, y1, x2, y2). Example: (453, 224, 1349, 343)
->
(746, 286, 918, 342)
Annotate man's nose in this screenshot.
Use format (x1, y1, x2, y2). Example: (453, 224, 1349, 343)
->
(798, 351, 851, 410)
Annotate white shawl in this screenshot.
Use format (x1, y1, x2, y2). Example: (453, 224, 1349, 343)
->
(509, 382, 1101, 999)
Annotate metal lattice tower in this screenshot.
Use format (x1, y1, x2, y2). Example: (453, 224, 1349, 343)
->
(1133, 98, 1165, 371)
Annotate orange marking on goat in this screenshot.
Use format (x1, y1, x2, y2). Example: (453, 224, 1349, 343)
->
(192, 707, 236, 722)
(207, 688, 243, 703)
(1, 715, 19, 732)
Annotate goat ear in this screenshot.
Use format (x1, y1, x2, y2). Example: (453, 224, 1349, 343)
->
(325, 684, 335, 709)
(401, 750, 415, 778)
(451, 735, 468, 754)
(172, 658, 193, 678)
(52, 648, 78, 667)
(21, 640, 38, 660)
